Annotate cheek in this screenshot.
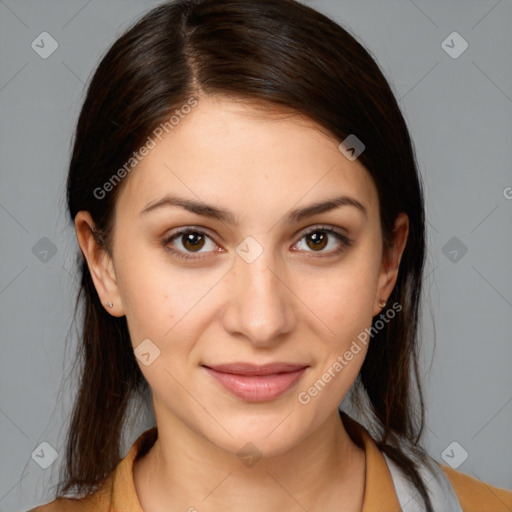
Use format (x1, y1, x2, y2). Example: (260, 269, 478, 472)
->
(297, 255, 380, 333)
(114, 244, 223, 347)
(113, 243, 176, 343)
(294, 262, 377, 404)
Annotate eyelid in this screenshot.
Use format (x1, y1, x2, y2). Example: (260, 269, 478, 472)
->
(292, 224, 352, 253)
(162, 223, 352, 260)
(162, 226, 220, 260)
(297, 224, 350, 240)
(162, 225, 218, 244)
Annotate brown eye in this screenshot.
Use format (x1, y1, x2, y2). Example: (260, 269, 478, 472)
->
(305, 231, 328, 251)
(181, 232, 206, 252)
(163, 229, 219, 260)
(293, 226, 352, 256)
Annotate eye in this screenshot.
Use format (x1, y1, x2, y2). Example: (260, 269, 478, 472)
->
(162, 225, 352, 261)
(163, 228, 219, 260)
(292, 225, 352, 256)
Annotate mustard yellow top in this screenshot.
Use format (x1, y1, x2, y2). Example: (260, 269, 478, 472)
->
(30, 414, 512, 512)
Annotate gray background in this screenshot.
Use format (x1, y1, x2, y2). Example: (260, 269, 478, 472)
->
(1, 0, 511, 510)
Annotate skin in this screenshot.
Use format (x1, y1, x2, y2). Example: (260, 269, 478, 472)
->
(75, 95, 408, 512)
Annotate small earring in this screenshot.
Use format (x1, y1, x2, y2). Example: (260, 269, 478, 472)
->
(378, 299, 386, 308)
(106, 301, 113, 308)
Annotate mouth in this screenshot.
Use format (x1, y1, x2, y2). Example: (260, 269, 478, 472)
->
(202, 362, 309, 402)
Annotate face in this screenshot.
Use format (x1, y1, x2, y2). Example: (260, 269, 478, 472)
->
(77, 95, 407, 457)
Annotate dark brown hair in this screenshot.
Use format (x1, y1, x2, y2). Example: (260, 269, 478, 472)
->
(60, 0, 433, 508)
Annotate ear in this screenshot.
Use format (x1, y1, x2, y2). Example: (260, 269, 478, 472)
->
(373, 212, 409, 316)
(74, 211, 125, 317)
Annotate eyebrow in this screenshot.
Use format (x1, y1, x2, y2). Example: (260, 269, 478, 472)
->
(139, 193, 367, 223)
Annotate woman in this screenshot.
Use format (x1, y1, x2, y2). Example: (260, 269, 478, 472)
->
(30, 0, 512, 510)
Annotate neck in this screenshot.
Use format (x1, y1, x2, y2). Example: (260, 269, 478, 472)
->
(134, 409, 365, 512)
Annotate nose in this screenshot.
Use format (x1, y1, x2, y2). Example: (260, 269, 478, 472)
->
(221, 247, 297, 348)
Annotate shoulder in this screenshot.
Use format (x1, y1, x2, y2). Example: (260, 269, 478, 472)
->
(441, 465, 512, 512)
(26, 494, 107, 512)
(26, 475, 113, 512)
(27, 498, 98, 512)
(26, 427, 157, 512)
(27, 498, 94, 512)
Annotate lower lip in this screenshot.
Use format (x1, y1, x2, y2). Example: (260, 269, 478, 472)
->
(203, 366, 307, 402)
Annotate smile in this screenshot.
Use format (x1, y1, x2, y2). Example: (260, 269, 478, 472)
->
(202, 363, 309, 402)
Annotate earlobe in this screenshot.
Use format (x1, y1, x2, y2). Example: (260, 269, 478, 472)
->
(74, 211, 125, 317)
(373, 213, 409, 316)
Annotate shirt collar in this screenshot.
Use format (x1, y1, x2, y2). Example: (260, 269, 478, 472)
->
(341, 411, 401, 512)
(110, 412, 400, 511)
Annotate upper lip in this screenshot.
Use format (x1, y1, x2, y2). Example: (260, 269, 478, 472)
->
(203, 362, 308, 376)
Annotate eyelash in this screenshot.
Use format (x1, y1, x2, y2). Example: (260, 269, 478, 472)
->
(162, 225, 352, 261)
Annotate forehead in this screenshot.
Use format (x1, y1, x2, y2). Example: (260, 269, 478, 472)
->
(116, 96, 378, 221)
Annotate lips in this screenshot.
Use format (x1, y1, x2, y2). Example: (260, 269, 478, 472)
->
(202, 362, 308, 402)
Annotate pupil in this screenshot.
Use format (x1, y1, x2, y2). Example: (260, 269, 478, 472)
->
(184, 233, 204, 251)
(308, 232, 327, 251)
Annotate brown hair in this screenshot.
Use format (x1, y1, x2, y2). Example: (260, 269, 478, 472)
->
(60, 0, 433, 508)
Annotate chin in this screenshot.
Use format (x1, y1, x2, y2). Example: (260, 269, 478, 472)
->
(197, 406, 313, 459)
